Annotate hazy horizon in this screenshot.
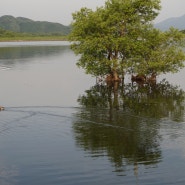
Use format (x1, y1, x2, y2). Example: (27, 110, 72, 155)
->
(1, 0, 185, 26)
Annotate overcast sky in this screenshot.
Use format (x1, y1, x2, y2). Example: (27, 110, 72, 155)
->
(1, 0, 185, 25)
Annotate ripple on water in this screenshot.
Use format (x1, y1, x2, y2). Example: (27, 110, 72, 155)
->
(0, 106, 185, 185)
(0, 106, 75, 137)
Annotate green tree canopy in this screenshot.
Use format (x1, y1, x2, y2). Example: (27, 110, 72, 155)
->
(69, 0, 185, 79)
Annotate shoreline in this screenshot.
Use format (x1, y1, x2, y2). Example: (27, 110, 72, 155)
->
(0, 40, 68, 42)
(0, 36, 68, 42)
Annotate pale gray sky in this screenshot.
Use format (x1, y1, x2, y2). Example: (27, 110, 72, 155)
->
(0, 0, 185, 25)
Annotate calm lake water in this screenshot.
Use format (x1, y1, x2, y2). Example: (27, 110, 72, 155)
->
(0, 41, 185, 185)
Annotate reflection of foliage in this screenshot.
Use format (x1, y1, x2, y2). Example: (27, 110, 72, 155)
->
(78, 82, 123, 110)
(122, 79, 185, 122)
(74, 107, 161, 173)
(77, 84, 110, 108)
(74, 80, 185, 173)
(78, 79, 185, 122)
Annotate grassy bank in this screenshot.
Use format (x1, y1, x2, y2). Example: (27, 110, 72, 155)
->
(0, 35, 68, 42)
(0, 28, 68, 41)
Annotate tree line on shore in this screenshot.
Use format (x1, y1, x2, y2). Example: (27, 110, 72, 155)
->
(0, 27, 68, 41)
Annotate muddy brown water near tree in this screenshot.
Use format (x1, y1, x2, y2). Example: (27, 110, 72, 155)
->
(0, 41, 185, 185)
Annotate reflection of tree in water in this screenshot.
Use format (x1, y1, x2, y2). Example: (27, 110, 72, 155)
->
(78, 79, 185, 121)
(123, 79, 185, 122)
(73, 80, 185, 174)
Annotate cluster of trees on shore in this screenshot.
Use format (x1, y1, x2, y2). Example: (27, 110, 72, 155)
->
(0, 27, 67, 41)
(69, 0, 185, 82)
(0, 27, 68, 36)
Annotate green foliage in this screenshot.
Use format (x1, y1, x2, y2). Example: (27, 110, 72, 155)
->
(181, 30, 185, 34)
(130, 27, 185, 74)
(0, 27, 21, 37)
(69, 0, 185, 77)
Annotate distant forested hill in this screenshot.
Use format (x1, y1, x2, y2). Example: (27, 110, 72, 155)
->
(0, 15, 71, 35)
(155, 14, 185, 31)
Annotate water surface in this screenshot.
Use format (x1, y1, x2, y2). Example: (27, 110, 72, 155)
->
(0, 41, 185, 185)
(0, 41, 94, 107)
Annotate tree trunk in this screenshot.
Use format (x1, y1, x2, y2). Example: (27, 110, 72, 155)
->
(113, 81, 119, 110)
(112, 69, 120, 82)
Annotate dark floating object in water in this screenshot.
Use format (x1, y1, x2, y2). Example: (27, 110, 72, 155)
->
(0, 106, 5, 111)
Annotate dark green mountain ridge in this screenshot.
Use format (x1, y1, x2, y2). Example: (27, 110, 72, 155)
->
(1, 14, 185, 35)
(0, 15, 71, 35)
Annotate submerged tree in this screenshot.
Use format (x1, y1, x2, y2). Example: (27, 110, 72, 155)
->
(69, 0, 185, 82)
